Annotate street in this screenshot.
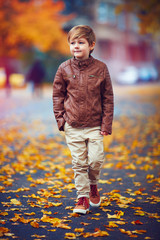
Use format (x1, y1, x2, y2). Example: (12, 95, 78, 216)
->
(0, 83, 160, 240)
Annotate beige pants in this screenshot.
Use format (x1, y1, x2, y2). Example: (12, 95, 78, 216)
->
(64, 122, 104, 199)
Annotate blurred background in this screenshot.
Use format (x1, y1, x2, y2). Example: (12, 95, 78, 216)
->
(0, 0, 160, 93)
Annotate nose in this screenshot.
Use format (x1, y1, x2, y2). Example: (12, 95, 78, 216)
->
(74, 42, 79, 48)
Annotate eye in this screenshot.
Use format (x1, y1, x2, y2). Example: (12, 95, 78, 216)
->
(79, 41, 84, 44)
(70, 42, 75, 45)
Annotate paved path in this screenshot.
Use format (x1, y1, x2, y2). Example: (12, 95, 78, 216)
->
(0, 83, 156, 131)
(0, 84, 160, 239)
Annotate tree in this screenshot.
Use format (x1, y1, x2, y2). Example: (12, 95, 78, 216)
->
(116, 0, 160, 37)
(0, 0, 73, 57)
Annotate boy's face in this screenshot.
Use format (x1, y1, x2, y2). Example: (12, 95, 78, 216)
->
(69, 37, 95, 60)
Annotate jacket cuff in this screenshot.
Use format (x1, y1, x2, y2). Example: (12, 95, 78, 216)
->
(101, 124, 112, 135)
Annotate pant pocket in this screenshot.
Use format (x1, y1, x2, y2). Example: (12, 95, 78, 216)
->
(64, 121, 67, 131)
(64, 121, 71, 131)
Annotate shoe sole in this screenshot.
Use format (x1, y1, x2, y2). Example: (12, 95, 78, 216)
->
(89, 200, 101, 207)
(73, 208, 89, 214)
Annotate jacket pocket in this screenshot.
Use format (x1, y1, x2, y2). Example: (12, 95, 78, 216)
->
(88, 75, 103, 92)
(64, 74, 76, 79)
(88, 75, 101, 78)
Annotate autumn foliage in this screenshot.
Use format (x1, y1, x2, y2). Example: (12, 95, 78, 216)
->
(0, 0, 73, 57)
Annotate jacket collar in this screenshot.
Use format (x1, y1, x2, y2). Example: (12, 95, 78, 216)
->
(72, 56, 94, 70)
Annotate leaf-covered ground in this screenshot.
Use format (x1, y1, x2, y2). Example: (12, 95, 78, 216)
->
(0, 84, 160, 239)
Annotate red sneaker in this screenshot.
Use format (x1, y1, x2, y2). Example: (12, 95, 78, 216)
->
(89, 185, 101, 207)
(73, 197, 89, 214)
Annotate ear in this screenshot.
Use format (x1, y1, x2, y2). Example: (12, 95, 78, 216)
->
(90, 42, 95, 51)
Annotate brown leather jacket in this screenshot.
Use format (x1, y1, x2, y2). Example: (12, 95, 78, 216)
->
(53, 56, 114, 134)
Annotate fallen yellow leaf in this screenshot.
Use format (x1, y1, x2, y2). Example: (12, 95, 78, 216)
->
(10, 199, 21, 205)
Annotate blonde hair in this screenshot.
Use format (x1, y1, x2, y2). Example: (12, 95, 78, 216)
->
(67, 25, 96, 53)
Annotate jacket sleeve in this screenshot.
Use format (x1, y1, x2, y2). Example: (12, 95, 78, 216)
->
(52, 66, 66, 131)
(101, 65, 114, 134)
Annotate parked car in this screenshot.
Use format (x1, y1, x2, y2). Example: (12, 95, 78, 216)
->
(0, 67, 26, 88)
(116, 66, 139, 85)
(116, 64, 158, 85)
(0, 68, 6, 87)
(138, 64, 158, 82)
(9, 73, 25, 88)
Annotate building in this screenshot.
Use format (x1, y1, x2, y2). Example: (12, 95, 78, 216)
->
(63, 0, 158, 83)
(92, 0, 155, 81)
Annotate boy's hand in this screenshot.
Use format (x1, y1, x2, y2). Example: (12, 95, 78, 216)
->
(100, 131, 109, 136)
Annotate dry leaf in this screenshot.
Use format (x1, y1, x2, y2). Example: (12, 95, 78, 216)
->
(106, 221, 118, 228)
(131, 220, 143, 225)
(30, 221, 39, 228)
(65, 233, 76, 239)
(10, 199, 21, 205)
(74, 228, 84, 232)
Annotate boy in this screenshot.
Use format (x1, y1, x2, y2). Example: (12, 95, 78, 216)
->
(53, 25, 114, 214)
